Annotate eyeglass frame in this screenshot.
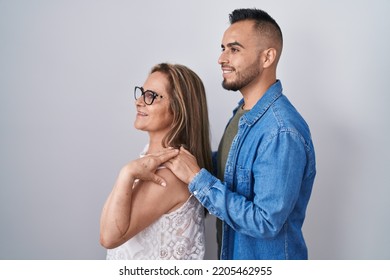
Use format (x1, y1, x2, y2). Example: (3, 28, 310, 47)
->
(134, 86, 164, 105)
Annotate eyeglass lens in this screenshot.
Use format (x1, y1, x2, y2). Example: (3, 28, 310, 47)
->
(134, 87, 160, 105)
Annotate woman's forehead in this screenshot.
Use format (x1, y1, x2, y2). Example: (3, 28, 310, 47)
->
(143, 71, 169, 93)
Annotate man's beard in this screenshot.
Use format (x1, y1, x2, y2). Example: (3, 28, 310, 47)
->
(222, 61, 260, 91)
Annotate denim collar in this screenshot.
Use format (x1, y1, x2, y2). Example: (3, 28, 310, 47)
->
(236, 80, 283, 126)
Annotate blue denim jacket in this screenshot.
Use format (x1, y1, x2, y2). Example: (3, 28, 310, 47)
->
(189, 80, 316, 259)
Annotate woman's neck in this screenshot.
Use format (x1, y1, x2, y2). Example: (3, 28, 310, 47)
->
(146, 137, 165, 154)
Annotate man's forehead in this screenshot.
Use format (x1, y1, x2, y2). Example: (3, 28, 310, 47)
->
(222, 22, 258, 46)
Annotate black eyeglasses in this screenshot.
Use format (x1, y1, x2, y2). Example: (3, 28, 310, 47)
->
(134, 86, 164, 105)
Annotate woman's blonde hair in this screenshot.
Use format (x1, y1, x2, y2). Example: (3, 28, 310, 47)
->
(150, 63, 212, 172)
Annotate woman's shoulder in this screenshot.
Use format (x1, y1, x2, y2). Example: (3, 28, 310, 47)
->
(156, 167, 188, 192)
(154, 168, 190, 212)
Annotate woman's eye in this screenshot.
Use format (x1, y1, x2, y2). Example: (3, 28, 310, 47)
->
(145, 92, 154, 100)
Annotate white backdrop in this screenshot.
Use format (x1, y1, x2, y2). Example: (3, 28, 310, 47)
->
(1, 0, 389, 259)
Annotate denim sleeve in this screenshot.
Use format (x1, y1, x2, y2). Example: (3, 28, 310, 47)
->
(189, 130, 308, 238)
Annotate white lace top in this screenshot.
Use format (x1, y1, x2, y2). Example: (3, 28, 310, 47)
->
(106, 195, 205, 260)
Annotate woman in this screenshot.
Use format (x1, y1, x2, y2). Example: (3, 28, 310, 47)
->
(100, 63, 212, 260)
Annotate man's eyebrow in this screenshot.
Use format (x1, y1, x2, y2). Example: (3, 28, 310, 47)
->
(221, 41, 245, 49)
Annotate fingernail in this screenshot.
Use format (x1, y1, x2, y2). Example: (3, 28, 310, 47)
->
(161, 182, 166, 187)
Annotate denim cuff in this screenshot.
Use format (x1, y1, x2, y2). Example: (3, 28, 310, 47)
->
(189, 168, 216, 198)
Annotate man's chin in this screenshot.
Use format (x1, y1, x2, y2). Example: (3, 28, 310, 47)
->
(222, 81, 239, 91)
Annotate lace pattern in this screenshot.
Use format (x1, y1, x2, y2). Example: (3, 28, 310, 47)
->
(106, 195, 205, 260)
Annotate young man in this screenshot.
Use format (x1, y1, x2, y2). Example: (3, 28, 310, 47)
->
(165, 8, 316, 260)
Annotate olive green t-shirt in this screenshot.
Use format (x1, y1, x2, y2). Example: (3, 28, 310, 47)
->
(216, 105, 248, 258)
(217, 105, 248, 180)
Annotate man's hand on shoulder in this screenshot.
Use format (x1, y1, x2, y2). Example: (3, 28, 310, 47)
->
(163, 147, 201, 184)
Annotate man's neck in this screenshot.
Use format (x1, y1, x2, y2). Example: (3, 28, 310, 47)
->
(240, 77, 276, 110)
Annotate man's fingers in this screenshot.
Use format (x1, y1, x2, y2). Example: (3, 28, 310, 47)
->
(162, 160, 173, 171)
(179, 146, 193, 157)
(179, 146, 189, 152)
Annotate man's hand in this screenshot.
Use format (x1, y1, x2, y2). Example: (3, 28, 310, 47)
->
(164, 147, 201, 184)
(121, 148, 179, 187)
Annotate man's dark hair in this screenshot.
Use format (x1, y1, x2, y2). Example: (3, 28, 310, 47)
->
(229, 8, 283, 49)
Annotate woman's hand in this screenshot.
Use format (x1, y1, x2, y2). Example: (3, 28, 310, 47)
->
(121, 148, 179, 187)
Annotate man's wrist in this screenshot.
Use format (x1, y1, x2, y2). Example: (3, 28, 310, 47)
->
(188, 168, 201, 184)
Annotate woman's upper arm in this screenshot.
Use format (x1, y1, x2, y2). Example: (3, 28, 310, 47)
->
(124, 168, 189, 240)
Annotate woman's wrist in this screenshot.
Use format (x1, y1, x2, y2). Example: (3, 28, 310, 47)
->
(118, 165, 136, 185)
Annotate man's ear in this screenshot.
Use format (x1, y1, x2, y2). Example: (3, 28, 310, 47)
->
(262, 48, 277, 68)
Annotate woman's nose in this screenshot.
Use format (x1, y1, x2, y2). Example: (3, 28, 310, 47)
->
(135, 95, 145, 106)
